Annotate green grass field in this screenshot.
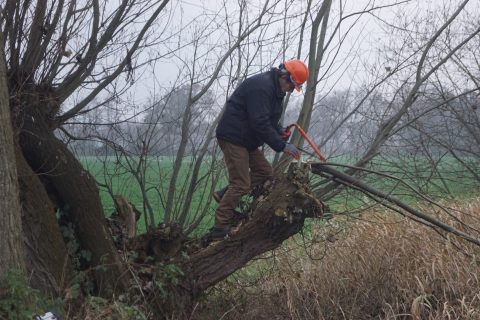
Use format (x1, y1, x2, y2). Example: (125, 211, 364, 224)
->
(80, 156, 227, 234)
(80, 155, 480, 234)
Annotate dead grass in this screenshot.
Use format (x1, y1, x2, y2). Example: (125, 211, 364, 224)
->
(198, 198, 480, 320)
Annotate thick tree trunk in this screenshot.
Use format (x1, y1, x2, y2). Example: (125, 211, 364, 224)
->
(0, 32, 24, 273)
(18, 104, 128, 294)
(15, 143, 73, 294)
(163, 164, 323, 316)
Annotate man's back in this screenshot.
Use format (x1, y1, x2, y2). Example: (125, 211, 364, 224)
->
(216, 69, 285, 152)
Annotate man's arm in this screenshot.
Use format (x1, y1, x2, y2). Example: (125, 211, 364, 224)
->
(245, 89, 286, 152)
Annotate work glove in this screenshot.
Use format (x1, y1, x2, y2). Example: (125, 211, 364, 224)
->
(280, 128, 291, 141)
(283, 143, 300, 160)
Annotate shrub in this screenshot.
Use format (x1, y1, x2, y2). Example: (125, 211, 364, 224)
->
(0, 269, 63, 320)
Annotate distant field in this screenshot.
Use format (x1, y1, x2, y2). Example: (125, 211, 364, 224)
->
(80, 155, 480, 233)
(80, 156, 227, 233)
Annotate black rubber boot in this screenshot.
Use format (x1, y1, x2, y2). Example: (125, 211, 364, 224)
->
(203, 227, 230, 241)
(213, 186, 228, 203)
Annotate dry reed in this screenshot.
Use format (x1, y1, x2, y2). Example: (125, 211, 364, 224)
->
(198, 198, 480, 320)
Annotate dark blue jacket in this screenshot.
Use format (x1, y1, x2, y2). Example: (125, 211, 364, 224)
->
(216, 69, 286, 152)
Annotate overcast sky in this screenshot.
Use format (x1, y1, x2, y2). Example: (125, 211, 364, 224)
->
(82, 0, 478, 118)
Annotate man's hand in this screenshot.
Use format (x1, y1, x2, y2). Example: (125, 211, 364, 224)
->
(280, 128, 291, 141)
(283, 143, 300, 159)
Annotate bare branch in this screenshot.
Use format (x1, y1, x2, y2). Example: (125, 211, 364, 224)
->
(311, 163, 480, 246)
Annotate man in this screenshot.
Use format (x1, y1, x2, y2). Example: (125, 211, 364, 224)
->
(205, 59, 309, 240)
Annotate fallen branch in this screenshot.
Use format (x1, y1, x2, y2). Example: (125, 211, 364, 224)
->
(311, 163, 480, 246)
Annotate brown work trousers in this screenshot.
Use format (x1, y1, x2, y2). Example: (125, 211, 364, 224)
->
(215, 139, 273, 228)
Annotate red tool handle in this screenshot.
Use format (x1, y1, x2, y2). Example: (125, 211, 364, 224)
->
(285, 123, 326, 162)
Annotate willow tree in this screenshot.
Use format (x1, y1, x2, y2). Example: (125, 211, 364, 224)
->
(1, 0, 171, 294)
(0, 0, 294, 297)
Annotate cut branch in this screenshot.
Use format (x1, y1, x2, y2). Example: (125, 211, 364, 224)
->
(310, 163, 480, 246)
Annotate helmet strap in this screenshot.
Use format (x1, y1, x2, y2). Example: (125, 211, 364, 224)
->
(278, 63, 289, 77)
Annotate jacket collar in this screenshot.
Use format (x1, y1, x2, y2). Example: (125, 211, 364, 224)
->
(270, 68, 286, 98)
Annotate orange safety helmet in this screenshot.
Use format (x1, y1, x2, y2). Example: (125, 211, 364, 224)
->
(283, 59, 309, 91)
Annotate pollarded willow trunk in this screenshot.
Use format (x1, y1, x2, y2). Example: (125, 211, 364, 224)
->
(160, 164, 324, 317)
(15, 100, 128, 294)
(14, 142, 73, 295)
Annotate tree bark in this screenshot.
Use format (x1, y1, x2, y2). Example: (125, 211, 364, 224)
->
(15, 142, 73, 294)
(18, 103, 128, 294)
(0, 31, 25, 273)
(164, 164, 323, 316)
